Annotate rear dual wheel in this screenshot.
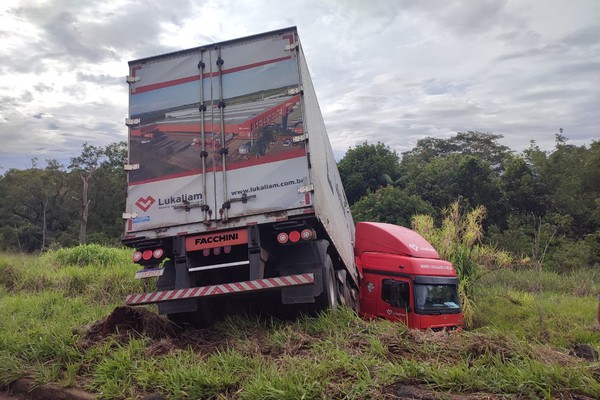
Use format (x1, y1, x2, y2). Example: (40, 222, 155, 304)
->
(314, 255, 338, 312)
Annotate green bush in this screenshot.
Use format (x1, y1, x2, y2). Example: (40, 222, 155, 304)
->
(43, 244, 131, 267)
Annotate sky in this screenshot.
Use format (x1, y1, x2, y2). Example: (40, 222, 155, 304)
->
(0, 0, 598, 171)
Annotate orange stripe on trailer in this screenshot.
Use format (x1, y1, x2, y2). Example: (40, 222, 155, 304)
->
(125, 273, 315, 306)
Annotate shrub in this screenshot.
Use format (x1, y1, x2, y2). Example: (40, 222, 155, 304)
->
(43, 244, 131, 267)
(411, 201, 513, 328)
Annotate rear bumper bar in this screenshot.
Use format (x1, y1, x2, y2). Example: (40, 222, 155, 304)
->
(126, 273, 315, 306)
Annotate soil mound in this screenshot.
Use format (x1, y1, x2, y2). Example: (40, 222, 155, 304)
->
(80, 306, 180, 345)
(78, 306, 228, 356)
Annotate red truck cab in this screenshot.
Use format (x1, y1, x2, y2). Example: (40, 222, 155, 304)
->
(356, 222, 463, 330)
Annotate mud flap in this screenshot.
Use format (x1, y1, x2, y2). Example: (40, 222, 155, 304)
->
(279, 240, 328, 304)
(157, 260, 197, 315)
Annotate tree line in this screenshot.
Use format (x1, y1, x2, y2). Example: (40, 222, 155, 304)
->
(1, 131, 598, 271)
(0, 142, 127, 252)
(339, 131, 600, 272)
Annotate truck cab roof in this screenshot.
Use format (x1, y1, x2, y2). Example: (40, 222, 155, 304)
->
(354, 221, 440, 259)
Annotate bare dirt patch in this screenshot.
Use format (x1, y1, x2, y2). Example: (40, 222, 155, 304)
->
(78, 306, 229, 356)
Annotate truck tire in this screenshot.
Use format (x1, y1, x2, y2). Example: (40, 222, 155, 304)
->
(336, 270, 359, 314)
(189, 298, 216, 328)
(345, 284, 360, 314)
(167, 299, 215, 328)
(159, 260, 216, 328)
(314, 255, 338, 312)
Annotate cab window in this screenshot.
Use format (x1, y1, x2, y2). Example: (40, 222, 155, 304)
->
(381, 279, 409, 309)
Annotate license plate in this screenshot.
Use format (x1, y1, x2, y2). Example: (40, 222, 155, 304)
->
(135, 268, 164, 279)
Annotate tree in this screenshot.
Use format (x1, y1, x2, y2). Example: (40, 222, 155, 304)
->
(501, 154, 545, 215)
(0, 141, 128, 251)
(337, 142, 400, 205)
(70, 143, 108, 245)
(351, 186, 434, 227)
(402, 153, 507, 227)
(85, 141, 127, 244)
(0, 162, 71, 252)
(524, 135, 599, 237)
(401, 131, 512, 171)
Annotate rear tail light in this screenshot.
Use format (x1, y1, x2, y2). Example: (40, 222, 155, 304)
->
(199, 246, 231, 256)
(289, 230, 301, 243)
(277, 232, 289, 244)
(133, 248, 166, 264)
(301, 229, 313, 240)
(132, 251, 143, 262)
(277, 228, 315, 245)
(153, 248, 164, 259)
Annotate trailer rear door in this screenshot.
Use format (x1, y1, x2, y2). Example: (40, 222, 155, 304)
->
(125, 28, 311, 231)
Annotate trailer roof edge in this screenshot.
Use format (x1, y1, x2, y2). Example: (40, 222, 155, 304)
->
(128, 26, 298, 65)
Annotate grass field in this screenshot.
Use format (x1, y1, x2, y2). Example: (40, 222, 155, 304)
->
(1, 246, 599, 399)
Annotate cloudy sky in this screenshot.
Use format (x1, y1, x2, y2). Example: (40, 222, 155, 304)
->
(0, 0, 598, 171)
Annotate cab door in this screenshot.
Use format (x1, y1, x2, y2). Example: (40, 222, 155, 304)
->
(376, 278, 412, 325)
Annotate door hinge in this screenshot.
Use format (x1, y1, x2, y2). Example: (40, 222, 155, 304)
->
(126, 76, 141, 84)
(284, 41, 299, 51)
(298, 184, 314, 194)
(122, 212, 139, 219)
(288, 86, 303, 95)
(125, 118, 140, 126)
(124, 164, 140, 171)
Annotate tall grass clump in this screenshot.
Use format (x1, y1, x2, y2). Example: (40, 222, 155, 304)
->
(412, 201, 513, 327)
(0, 250, 141, 304)
(44, 244, 131, 267)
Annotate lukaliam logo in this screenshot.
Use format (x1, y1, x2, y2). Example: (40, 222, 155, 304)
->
(135, 196, 156, 212)
(158, 192, 202, 205)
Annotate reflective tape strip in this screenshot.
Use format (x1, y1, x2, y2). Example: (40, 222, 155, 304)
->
(125, 273, 315, 306)
(263, 279, 275, 288)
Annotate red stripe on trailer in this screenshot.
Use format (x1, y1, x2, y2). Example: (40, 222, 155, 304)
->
(256, 280, 269, 289)
(284, 276, 296, 285)
(126, 273, 315, 306)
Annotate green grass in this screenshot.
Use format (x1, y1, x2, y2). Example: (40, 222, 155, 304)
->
(43, 244, 133, 268)
(0, 249, 143, 304)
(1, 249, 600, 399)
(474, 268, 600, 347)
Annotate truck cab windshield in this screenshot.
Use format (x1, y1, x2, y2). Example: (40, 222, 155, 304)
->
(414, 283, 461, 315)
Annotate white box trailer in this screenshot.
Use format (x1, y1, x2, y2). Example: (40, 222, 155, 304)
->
(122, 27, 357, 325)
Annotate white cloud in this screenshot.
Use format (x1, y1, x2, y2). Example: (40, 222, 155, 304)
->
(0, 0, 598, 172)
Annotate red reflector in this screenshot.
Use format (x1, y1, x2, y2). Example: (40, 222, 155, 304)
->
(289, 230, 300, 243)
(213, 247, 221, 255)
(142, 250, 153, 260)
(153, 248, 164, 259)
(132, 251, 142, 262)
(277, 232, 289, 244)
(301, 229, 313, 240)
